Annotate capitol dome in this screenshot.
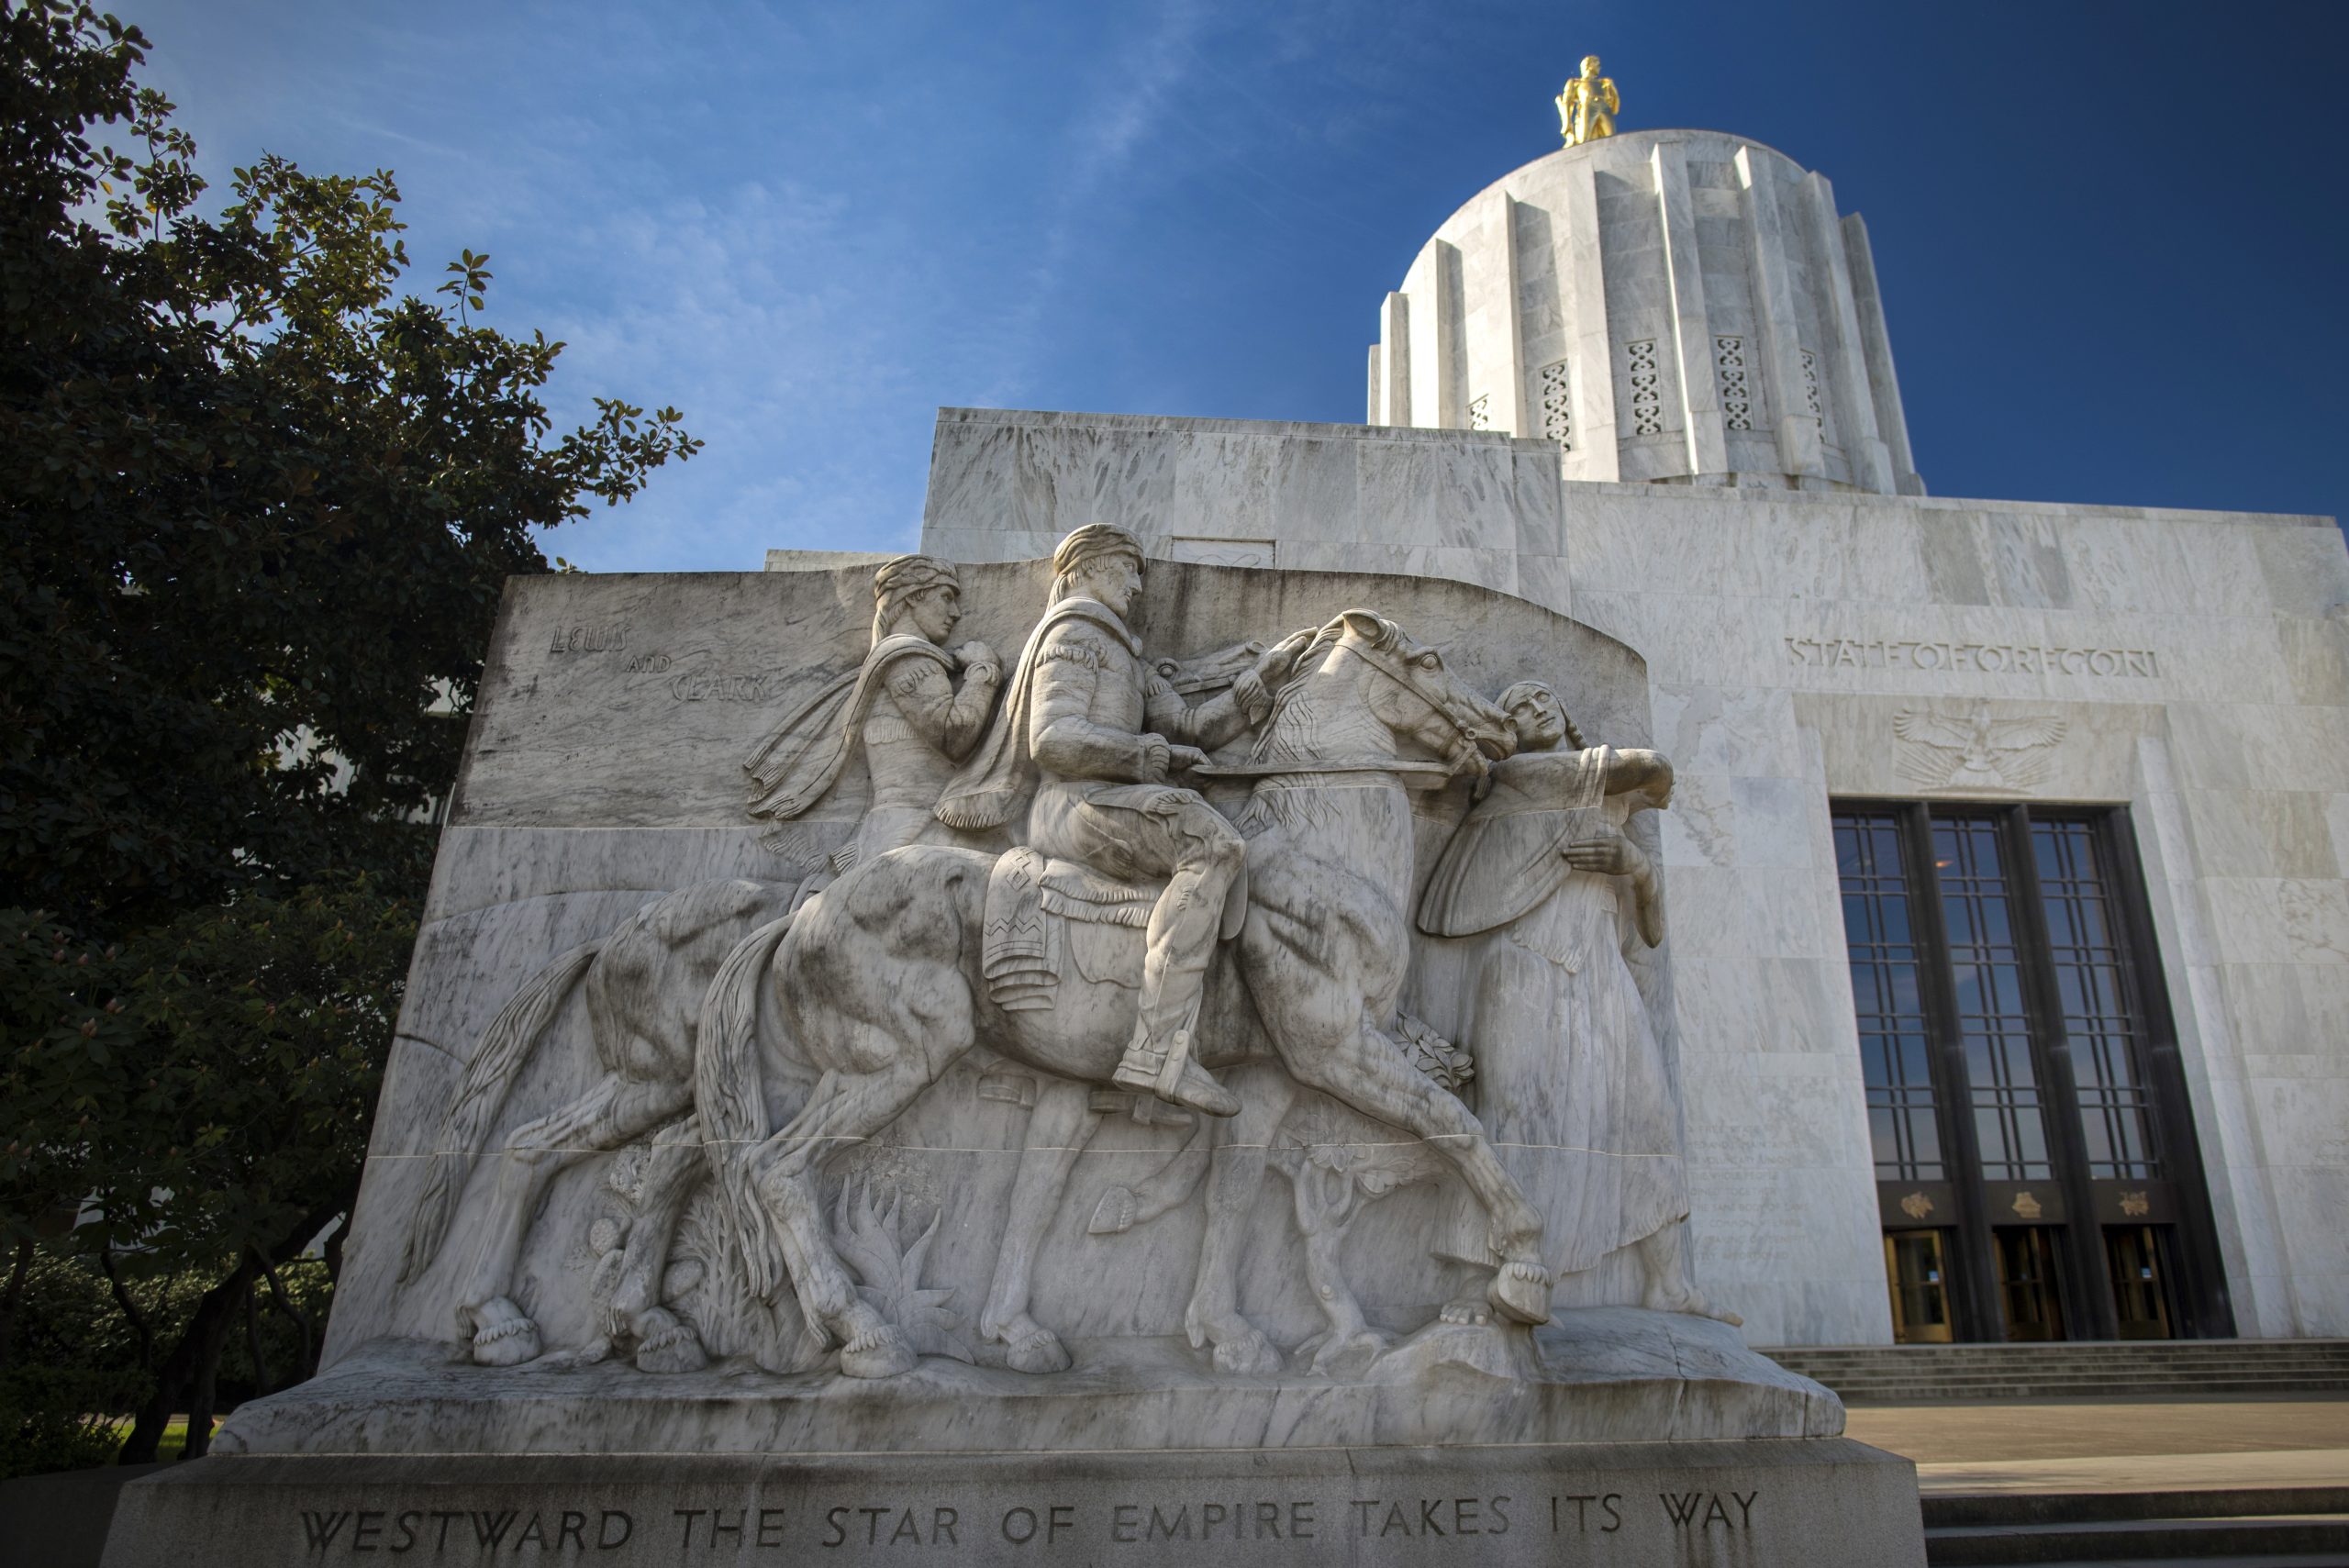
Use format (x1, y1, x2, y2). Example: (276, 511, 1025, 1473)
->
(1367, 127, 1925, 497)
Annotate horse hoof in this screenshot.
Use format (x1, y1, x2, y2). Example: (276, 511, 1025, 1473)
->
(1088, 1187, 1137, 1236)
(634, 1310, 709, 1374)
(841, 1326, 918, 1379)
(1645, 1287, 1743, 1329)
(1006, 1327, 1072, 1375)
(1308, 1330, 1386, 1377)
(1486, 1260, 1552, 1328)
(1211, 1329, 1282, 1379)
(469, 1300, 542, 1366)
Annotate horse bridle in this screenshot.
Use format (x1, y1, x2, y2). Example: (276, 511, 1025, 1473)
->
(1217, 622, 1499, 784)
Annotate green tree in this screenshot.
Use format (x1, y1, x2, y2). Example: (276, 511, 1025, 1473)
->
(0, 0, 699, 1464)
(2, 884, 412, 1462)
(1, 0, 698, 931)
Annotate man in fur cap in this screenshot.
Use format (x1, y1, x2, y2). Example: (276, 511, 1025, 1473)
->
(937, 525, 1305, 1117)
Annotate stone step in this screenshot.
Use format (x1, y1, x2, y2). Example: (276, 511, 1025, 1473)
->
(1924, 1489, 2349, 1529)
(1777, 1356, 2349, 1371)
(1920, 1487, 2349, 1564)
(1841, 1385, 2349, 1405)
(1776, 1342, 2349, 1351)
(1776, 1351, 2349, 1361)
(1937, 1558, 2349, 1567)
(1822, 1371, 2349, 1380)
(1766, 1351, 2349, 1361)
(1791, 1359, 2349, 1374)
(1970, 1557, 2349, 1567)
(1808, 1362, 2349, 1376)
(1787, 1352, 2349, 1369)
(1807, 1366, 2349, 1383)
(1804, 1351, 2349, 1361)
(1803, 1372, 2349, 1379)
(1760, 1341, 2349, 1401)
(1923, 1515, 2349, 1565)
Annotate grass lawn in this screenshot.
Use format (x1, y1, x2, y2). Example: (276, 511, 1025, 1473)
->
(95, 1417, 209, 1464)
(153, 1419, 193, 1462)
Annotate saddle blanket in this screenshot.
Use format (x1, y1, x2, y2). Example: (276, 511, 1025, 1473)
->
(981, 849, 1162, 1011)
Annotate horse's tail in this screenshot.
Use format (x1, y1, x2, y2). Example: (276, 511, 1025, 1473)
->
(696, 912, 797, 1303)
(400, 938, 602, 1283)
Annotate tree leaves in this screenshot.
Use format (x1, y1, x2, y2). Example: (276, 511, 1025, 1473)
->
(0, 881, 413, 1262)
(0, 0, 702, 937)
(0, 3, 696, 1410)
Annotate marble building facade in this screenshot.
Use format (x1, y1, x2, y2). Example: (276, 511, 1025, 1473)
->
(894, 134, 2348, 1352)
(908, 406, 2348, 1350)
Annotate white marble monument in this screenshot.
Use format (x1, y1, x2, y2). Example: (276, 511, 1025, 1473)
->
(106, 538, 1923, 1564)
(129, 89, 2349, 1568)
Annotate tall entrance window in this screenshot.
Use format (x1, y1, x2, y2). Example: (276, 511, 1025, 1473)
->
(2032, 818, 2161, 1179)
(1839, 817, 1942, 1181)
(1934, 817, 2054, 1182)
(1831, 803, 2232, 1343)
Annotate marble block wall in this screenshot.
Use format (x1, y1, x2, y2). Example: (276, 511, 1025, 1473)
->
(918, 406, 2349, 1344)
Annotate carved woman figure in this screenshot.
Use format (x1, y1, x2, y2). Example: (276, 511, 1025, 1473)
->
(1415, 682, 1735, 1323)
(743, 554, 1002, 868)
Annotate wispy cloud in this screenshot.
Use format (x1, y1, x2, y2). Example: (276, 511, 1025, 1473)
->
(977, 2, 1209, 408)
(108, 0, 2342, 562)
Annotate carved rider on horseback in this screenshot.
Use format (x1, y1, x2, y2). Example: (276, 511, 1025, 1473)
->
(937, 525, 1304, 1118)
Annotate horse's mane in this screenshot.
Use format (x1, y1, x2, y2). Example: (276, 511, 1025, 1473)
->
(1248, 614, 1389, 765)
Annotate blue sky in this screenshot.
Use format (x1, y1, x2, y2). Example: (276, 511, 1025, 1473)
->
(130, 0, 2345, 571)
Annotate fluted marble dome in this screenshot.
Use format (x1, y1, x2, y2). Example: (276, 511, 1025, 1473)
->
(1367, 128, 1924, 497)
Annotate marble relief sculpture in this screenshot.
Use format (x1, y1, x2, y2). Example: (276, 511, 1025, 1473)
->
(1415, 683, 1737, 1326)
(744, 552, 1003, 868)
(397, 555, 1000, 1372)
(397, 527, 1731, 1389)
(931, 524, 1297, 1118)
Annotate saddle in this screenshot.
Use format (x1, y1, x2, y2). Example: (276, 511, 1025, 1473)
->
(982, 847, 1158, 1011)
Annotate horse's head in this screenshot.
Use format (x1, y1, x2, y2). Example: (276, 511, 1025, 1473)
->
(1295, 610, 1516, 781)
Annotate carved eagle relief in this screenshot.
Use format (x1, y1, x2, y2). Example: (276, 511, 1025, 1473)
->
(1891, 706, 2068, 792)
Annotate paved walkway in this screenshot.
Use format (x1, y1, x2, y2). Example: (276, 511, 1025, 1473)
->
(1842, 1396, 2349, 1495)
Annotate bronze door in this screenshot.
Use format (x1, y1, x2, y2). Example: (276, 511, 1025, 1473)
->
(1884, 1230, 1955, 1344)
(1994, 1227, 2066, 1341)
(2106, 1225, 2176, 1340)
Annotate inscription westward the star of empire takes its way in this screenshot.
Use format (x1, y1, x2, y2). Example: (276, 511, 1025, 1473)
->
(288, 1484, 1765, 1558)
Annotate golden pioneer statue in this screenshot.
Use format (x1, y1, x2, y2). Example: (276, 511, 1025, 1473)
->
(1556, 55, 1620, 147)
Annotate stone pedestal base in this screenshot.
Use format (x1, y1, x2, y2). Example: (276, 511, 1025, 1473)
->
(102, 1311, 1922, 1564)
(105, 1441, 1923, 1567)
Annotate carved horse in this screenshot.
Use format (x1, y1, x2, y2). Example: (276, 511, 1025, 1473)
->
(398, 876, 804, 1370)
(1075, 1045, 1468, 1378)
(697, 610, 1551, 1378)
